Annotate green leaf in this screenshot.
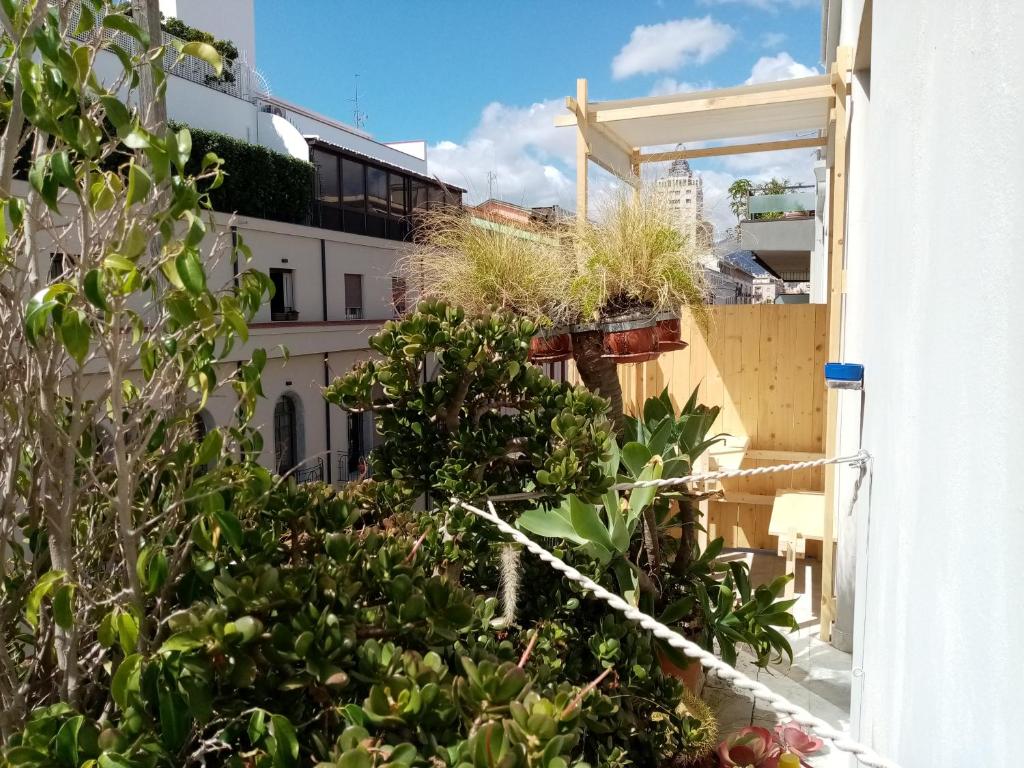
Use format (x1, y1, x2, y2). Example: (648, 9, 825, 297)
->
(158, 684, 189, 751)
(180, 41, 222, 75)
(25, 570, 65, 628)
(195, 429, 222, 467)
(116, 611, 139, 653)
(212, 508, 243, 550)
(101, 13, 148, 45)
(55, 715, 84, 767)
(111, 654, 143, 710)
(53, 584, 75, 630)
(51, 151, 75, 188)
(75, 2, 96, 35)
(126, 161, 152, 207)
(569, 496, 615, 553)
(98, 753, 134, 768)
(247, 709, 267, 744)
(620, 442, 653, 477)
(174, 128, 193, 171)
(516, 502, 585, 545)
(83, 269, 108, 312)
(175, 249, 206, 295)
(627, 462, 662, 522)
(268, 714, 298, 768)
(59, 309, 91, 365)
(99, 96, 131, 134)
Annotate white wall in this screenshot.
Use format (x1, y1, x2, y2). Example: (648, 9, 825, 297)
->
(159, 0, 257, 67)
(844, 1, 1024, 764)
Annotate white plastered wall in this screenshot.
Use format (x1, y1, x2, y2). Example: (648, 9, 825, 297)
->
(842, 0, 1024, 763)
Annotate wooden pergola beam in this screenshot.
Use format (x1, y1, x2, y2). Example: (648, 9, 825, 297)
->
(593, 82, 834, 124)
(638, 136, 826, 164)
(820, 46, 853, 643)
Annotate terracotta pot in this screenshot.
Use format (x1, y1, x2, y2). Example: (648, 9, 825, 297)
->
(657, 648, 705, 694)
(601, 317, 660, 363)
(655, 316, 688, 352)
(528, 332, 573, 362)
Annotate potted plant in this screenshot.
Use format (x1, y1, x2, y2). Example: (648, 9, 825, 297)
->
(398, 207, 575, 364)
(569, 190, 707, 377)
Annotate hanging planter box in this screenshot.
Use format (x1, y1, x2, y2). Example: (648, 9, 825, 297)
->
(654, 313, 688, 352)
(528, 330, 573, 363)
(601, 315, 660, 363)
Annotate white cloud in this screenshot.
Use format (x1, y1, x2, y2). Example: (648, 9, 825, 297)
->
(759, 31, 787, 48)
(427, 99, 619, 210)
(745, 52, 819, 84)
(647, 77, 704, 96)
(700, 0, 818, 11)
(611, 17, 735, 80)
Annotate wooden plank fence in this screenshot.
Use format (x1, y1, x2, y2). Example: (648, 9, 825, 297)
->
(571, 304, 828, 555)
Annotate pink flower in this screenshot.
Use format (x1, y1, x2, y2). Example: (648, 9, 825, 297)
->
(774, 724, 824, 765)
(718, 726, 781, 767)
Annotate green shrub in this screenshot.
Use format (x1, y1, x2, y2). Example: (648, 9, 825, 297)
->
(176, 123, 314, 225)
(162, 15, 239, 83)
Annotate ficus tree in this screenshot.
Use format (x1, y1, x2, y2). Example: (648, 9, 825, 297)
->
(0, 0, 271, 739)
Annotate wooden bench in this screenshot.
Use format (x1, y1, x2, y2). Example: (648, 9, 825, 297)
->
(769, 490, 833, 598)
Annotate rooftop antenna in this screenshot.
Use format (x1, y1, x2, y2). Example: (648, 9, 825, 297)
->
(349, 74, 367, 130)
(486, 171, 498, 199)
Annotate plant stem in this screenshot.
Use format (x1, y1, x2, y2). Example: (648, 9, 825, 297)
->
(571, 330, 624, 431)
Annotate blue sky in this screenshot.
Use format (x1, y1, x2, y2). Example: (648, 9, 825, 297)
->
(254, 0, 823, 231)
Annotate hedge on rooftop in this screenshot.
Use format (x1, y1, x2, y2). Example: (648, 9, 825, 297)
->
(174, 122, 314, 225)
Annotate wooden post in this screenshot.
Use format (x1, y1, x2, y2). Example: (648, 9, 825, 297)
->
(820, 46, 852, 641)
(576, 78, 589, 222)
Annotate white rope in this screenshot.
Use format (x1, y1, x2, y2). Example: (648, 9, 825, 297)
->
(488, 449, 870, 503)
(611, 449, 871, 490)
(451, 460, 900, 768)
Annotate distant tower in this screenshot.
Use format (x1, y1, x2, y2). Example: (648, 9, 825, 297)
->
(654, 144, 706, 244)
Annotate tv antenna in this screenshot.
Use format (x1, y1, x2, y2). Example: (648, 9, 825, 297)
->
(349, 74, 367, 130)
(486, 171, 498, 199)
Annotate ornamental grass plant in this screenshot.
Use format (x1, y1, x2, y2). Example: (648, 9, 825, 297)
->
(401, 207, 576, 327)
(570, 189, 709, 326)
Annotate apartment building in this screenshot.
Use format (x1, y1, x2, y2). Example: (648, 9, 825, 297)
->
(84, 0, 463, 484)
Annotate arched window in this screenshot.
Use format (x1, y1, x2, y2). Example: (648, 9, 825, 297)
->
(274, 395, 299, 475)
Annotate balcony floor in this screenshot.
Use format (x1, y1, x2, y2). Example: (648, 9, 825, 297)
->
(702, 550, 853, 767)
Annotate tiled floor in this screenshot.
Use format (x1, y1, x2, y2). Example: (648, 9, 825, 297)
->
(701, 550, 853, 767)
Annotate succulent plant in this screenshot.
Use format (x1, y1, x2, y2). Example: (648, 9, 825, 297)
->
(717, 726, 780, 767)
(774, 723, 824, 766)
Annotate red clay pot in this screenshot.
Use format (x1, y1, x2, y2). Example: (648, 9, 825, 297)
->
(529, 332, 573, 362)
(655, 317, 688, 352)
(657, 648, 705, 694)
(602, 318, 660, 363)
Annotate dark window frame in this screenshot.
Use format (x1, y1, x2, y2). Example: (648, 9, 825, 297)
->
(311, 142, 458, 241)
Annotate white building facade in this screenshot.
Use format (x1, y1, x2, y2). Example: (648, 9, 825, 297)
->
(824, 0, 1024, 764)
(83, 1, 463, 484)
(654, 156, 704, 244)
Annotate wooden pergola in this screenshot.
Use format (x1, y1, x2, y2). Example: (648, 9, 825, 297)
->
(557, 52, 852, 639)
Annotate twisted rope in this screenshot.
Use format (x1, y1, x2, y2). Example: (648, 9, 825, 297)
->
(488, 450, 870, 503)
(451, 451, 899, 768)
(611, 449, 871, 491)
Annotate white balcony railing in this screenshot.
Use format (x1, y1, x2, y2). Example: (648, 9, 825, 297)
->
(69, 2, 270, 103)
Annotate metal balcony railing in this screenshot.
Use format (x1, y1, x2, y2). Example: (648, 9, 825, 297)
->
(745, 185, 815, 221)
(294, 458, 324, 484)
(335, 453, 370, 484)
(68, 2, 269, 103)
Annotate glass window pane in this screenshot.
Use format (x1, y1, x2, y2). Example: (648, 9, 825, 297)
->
(389, 173, 408, 215)
(367, 166, 388, 215)
(342, 158, 365, 208)
(411, 180, 429, 210)
(313, 148, 339, 204)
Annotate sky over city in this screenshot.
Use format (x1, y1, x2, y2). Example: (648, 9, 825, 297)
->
(254, 0, 822, 235)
